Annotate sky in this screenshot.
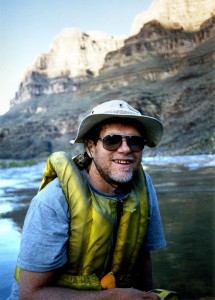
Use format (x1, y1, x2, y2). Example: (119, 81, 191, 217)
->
(0, 0, 152, 115)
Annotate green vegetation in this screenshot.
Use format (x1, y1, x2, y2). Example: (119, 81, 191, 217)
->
(0, 159, 37, 169)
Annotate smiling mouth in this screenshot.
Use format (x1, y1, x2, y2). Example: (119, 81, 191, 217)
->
(113, 159, 133, 165)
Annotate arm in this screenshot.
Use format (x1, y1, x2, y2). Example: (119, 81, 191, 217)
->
(19, 268, 158, 300)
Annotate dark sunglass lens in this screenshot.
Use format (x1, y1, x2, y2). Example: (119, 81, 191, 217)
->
(127, 136, 145, 151)
(103, 135, 122, 150)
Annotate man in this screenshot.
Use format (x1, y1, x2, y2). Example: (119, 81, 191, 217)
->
(9, 100, 166, 299)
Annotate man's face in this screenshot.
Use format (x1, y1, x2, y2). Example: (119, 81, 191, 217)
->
(87, 122, 143, 187)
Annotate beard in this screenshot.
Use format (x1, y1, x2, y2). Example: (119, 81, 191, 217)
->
(92, 156, 137, 186)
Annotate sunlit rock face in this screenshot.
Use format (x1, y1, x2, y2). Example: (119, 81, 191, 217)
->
(131, 0, 215, 34)
(11, 28, 124, 105)
(33, 28, 124, 78)
(11, 0, 215, 107)
(100, 16, 215, 78)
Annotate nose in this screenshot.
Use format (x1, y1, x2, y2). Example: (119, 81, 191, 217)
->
(117, 138, 131, 153)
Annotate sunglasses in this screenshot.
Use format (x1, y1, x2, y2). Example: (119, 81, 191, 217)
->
(98, 134, 146, 152)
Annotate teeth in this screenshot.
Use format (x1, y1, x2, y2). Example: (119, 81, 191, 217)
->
(115, 160, 131, 164)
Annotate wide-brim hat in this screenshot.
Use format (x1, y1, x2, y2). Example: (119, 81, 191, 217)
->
(70, 100, 163, 147)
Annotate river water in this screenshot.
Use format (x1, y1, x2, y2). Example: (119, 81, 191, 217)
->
(0, 155, 214, 299)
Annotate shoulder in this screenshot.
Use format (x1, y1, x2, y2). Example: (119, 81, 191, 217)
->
(143, 173, 166, 250)
(37, 178, 68, 212)
(144, 171, 161, 215)
(26, 178, 69, 223)
(145, 172, 154, 187)
(39, 177, 64, 198)
(144, 172, 157, 199)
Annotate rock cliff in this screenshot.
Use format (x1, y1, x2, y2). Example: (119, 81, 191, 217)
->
(101, 18, 215, 76)
(11, 0, 215, 107)
(11, 28, 124, 105)
(131, 0, 215, 34)
(0, 1, 214, 159)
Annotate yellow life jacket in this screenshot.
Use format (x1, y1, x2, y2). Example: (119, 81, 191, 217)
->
(15, 151, 149, 290)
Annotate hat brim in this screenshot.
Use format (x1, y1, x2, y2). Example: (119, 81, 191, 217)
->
(70, 113, 163, 147)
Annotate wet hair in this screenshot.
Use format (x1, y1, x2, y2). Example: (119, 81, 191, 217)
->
(73, 152, 92, 169)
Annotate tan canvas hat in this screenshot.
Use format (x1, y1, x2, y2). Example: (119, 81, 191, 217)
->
(70, 100, 163, 147)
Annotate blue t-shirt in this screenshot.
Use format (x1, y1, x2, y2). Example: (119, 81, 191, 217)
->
(8, 172, 166, 299)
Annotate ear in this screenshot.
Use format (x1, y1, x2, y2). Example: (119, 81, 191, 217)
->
(85, 140, 95, 158)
